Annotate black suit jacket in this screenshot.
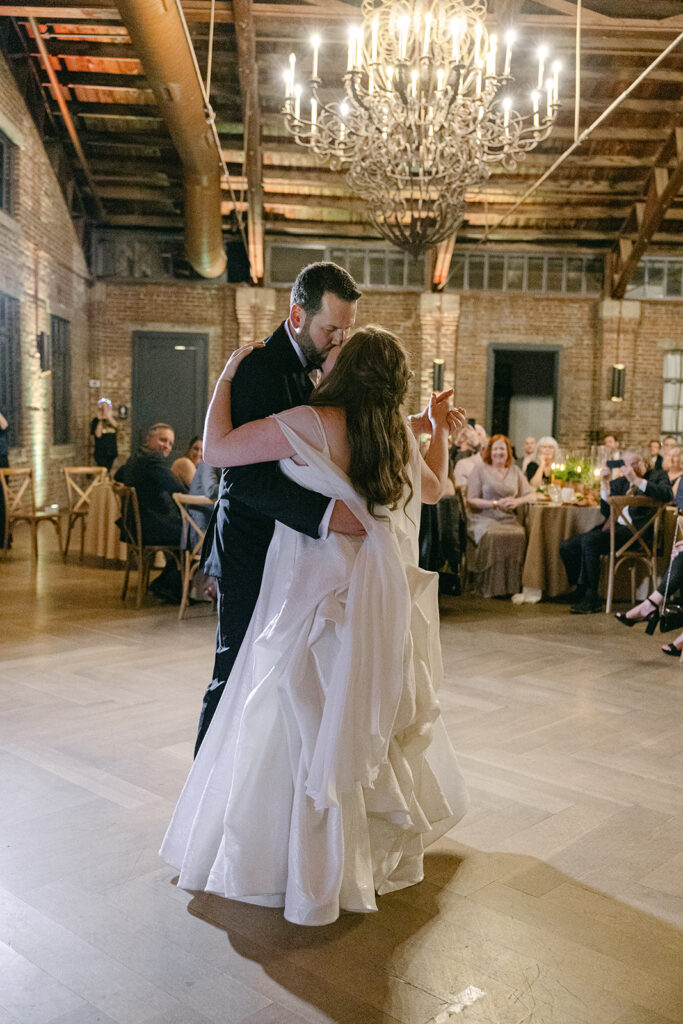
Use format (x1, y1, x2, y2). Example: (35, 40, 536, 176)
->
(114, 447, 187, 545)
(202, 322, 330, 583)
(600, 468, 673, 530)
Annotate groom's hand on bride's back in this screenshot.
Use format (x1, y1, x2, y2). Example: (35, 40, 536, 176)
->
(328, 501, 366, 536)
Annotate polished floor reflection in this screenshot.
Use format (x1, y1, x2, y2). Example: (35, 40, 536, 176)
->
(1, 532, 681, 1024)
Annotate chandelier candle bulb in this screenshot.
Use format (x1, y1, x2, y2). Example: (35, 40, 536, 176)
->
(355, 27, 363, 69)
(437, 67, 445, 91)
(552, 60, 560, 105)
(372, 17, 378, 62)
(294, 84, 301, 119)
(537, 45, 547, 91)
(451, 18, 461, 61)
(503, 30, 514, 76)
(289, 52, 296, 94)
(411, 68, 418, 98)
(311, 35, 320, 79)
(487, 34, 497, 77)
(474, 22, 483, 66)
(311, 97, 317, 131)
(531, 90, 540, 128)
(545, 77, 552, 118)
(399, 16, 409, 60)
(423, 12, 432, 56)
(347, 30, 355, 71)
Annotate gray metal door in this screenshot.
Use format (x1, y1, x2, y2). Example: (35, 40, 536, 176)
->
(131, 331, 209, 458)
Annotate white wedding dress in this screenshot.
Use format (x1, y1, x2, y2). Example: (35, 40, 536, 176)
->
(160, 407, 468, 926)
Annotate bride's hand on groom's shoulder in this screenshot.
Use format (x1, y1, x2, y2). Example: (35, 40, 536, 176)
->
(218, 342, 265, 383)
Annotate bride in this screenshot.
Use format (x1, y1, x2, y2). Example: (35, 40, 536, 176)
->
(160, 326, 469, 926)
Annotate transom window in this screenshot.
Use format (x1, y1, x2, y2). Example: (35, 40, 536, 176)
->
(0, 291, 21, 444)
(661, 351, 683, 438)
(267, 243, 425, 289)
(446, 251, 603, 295)
(0, 129, 16, 215)
(626, 258, 683, 301)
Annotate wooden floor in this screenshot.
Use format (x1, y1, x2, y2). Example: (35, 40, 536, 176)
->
(1, 529, 681, 1024)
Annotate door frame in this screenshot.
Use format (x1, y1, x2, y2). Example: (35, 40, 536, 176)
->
(485, 342, 561, 439)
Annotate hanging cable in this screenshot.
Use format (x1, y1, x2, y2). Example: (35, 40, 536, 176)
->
(206, 0, 216, 96)
(574, 0, 582, 143)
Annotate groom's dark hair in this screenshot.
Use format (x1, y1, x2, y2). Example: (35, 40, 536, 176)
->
(290, 262, 361, 315)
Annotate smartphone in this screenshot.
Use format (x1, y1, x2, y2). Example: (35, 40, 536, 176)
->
(467, 417, 476, 427)
(606, 459, 624, 469)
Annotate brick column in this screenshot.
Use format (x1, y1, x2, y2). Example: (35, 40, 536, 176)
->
(597, 298, 641, 445)
(418, 292, 461, 408)
(234, 285, 277, 349)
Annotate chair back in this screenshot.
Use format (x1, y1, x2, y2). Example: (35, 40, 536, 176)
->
(63, 466, 108, 514)
(111, 481, 143, 551)
(0, 467, 36, 517)
(605, 494, 664, 613)
(173, 493, 212, 559)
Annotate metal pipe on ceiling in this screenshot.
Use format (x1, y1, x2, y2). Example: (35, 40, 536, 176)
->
(115, 0, 226, 279)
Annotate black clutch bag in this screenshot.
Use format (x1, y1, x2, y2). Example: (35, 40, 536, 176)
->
(660, 604, 683, 633)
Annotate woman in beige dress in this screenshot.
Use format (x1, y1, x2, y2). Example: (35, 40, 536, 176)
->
(467, 434, 536, 598)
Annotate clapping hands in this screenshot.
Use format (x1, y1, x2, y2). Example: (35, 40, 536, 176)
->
(409, 389, 467, 439)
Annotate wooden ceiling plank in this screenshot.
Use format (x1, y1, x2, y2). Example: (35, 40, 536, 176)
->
(233, 0, 263, 282)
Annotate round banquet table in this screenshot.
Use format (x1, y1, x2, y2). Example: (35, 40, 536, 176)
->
(521, 502, 605, 597)
(83, 480, 127, 565)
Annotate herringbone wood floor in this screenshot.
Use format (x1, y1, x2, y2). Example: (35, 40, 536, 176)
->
(0, 529, 681, 1024)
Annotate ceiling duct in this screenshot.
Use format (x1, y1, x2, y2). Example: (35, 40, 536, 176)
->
(116, 0, 227, 279)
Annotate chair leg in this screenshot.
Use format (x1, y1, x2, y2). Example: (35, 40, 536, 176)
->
(136, 554, 146, 609)
(178, 551, 191, 620)
(605, 551, 616, 614)
(79, 514, 86, 561)
(63, 515, 73, 561)
(122, 554, 131, 601)
(53, 517, 64, 557)
(31, 522, 38, 561)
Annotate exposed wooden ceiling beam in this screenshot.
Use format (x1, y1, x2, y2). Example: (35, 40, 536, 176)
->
(612, 127, 683, 298)
(233, 0, 263, 283)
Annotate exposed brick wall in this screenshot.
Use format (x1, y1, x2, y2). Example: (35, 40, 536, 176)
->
(0, 48, 90, 506)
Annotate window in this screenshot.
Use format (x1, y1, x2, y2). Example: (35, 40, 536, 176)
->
(0, 291, 21, 445)
(0, 129, 16, 215)
(267, 243, 425, 289)
(626, 258, 683, 301)
(50, 315, 71, 444)
(446, 251, 603, 295)
(661, 351, 683, 437)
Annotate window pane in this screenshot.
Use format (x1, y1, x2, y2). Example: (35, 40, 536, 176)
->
(51, 316, 71, 445)
(0, 291, 21, 444)
(369, 254, 386, 285)
(330, 249, 348, 269)
(449, 256, 465, 290)
(527, 257, 544, 291)
(406, 255, 425, 287)
(663, 352, 682, 379)
(584, 258, 603, 294)
(565, 258, 583, 293)
(387, 254, 405, 286)
(546, 257, 564, 292)
(269, 246, 323, 284)
(662, 408, 677, 433)
(468, 256, 485, 290)
(348, 253, 366, 284)
(627, 263, 646, 298)
(646, 262, 665, 298)
(505, 256, 524, 291)
(663, 381, 681, 406)
(666, 263, 683, 297)
(487, 256, 504, 290)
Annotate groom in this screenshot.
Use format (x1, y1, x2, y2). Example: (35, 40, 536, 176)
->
(196, 262, 364, 754)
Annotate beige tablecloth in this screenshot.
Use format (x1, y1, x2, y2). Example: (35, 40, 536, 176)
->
(522, 503, 605, 596)
(83, 481, 127, 564)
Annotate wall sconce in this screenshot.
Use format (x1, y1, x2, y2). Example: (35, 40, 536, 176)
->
(610, 363, 625, 402)
(36, 332, 51, 374)
(432, 358, 445, 391)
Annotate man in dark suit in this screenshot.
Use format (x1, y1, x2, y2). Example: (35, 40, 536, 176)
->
(114, 422, 187, 601)
(559, 449, 672, 614)
(196, 262, 363, 754)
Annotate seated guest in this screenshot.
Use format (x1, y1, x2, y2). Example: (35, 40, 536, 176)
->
(454, 423, 488, 489)
(664, 445, 683, 503)
(559, 448, 672, 614)
(115, 422, 188, 601)
(648, 438, 663, 471)
(466, 434, 537, 598)
(525, 435, 561, 486)
(661, 434, 677, 462)
(615, 542, 683, 656)
(171, 435, 203, 488)
(519, 435, 536, 474)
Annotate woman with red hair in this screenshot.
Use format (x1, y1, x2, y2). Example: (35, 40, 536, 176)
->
(466, 434, 537, 598)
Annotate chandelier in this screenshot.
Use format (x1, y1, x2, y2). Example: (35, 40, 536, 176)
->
(282, 0, 561, 255)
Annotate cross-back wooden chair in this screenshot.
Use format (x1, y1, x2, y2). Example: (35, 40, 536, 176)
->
(112, 482, 181, 608)
(173, 492, 216, 620)
(0, 466, 63, 559)
(605, 494, 665, 613)
(62, 466, 108, 561)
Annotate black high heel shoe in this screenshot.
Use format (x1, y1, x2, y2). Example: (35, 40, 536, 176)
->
(615, 597, 660, 635)
(661, 642, 682, 657)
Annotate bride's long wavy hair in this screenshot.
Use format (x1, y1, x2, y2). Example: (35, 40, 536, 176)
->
(309, 326, 413, 516)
